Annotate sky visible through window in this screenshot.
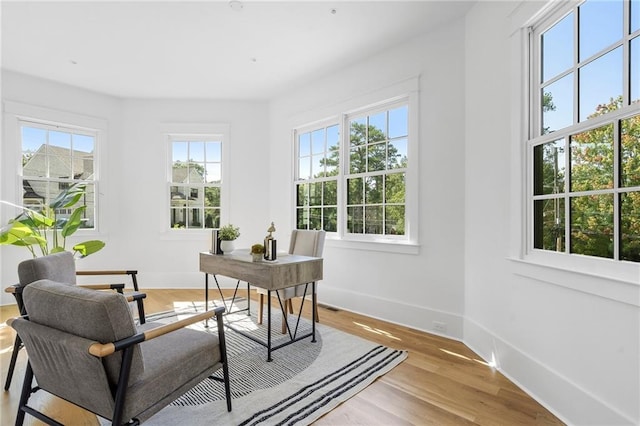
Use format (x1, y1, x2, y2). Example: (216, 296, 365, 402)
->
(541, 0, 639, 133)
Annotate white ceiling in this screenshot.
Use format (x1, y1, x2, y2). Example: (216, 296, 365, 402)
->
(1, 1, 475, 100)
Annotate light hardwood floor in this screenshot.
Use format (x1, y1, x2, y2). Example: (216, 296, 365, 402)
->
(1, 289, 564, 425)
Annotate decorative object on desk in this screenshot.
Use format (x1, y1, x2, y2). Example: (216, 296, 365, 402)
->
(0, 183, 105, 258)
(210, 229, 223, 255)
(219, 224, 240, 254)
(250, 244, 264, 262)
(263, 222, 277, 261)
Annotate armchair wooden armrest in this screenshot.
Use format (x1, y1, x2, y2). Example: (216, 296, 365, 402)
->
(79, 283, 126, 292)
(87, 306, 225, 357)
(76, 270, 139, 291)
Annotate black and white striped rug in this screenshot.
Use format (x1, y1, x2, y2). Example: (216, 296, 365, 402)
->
(140, 299, 408, 426)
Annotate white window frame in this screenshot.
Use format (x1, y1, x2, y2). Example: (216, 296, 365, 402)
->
(2, 101, 106, 237)
(512, 1, 640, 290)
(291, 77, 419, 253)
(162, 123, 230, 237)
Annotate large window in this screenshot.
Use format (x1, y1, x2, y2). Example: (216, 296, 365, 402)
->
(20, 120, 97, 228)
(530, 0, 640, 262)
(294, 97, 414, 244)
(169, 137, 222, 229)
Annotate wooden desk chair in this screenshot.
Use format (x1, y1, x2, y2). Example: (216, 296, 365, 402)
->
(3, 251, 146, 391)
(256, 229, 326, 333)
(9, 280, 231, 425)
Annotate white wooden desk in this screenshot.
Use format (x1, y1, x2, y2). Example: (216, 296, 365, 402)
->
(199, 251, 323, 361)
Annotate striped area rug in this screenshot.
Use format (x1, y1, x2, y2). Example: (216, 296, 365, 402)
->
(139, 299, 408, 426)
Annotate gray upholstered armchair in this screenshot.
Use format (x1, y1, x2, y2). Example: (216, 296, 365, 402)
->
(4, 251, 147, 391)
(9, 279, 231, 425)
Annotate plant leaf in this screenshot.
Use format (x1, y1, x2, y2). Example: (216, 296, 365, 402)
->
(51, 246, 66, 254)
(73, 240, 105, 257)
(61, 206, 86, 237)
(50, 183, 86, 209)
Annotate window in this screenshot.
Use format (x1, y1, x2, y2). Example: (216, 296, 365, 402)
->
(530, 0, 640, 262)
(295, 123, 339, 232)
(294, 95, 415, 246)
(169, 137, 222, 229)
(20, 120, 97, 228)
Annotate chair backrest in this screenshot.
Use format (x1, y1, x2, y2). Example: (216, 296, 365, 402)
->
(18, 251, 77, 285)
(20, 280, 144, 389)
(288, 230, 326, 257)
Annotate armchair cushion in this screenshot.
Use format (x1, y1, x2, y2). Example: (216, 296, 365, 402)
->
(22, 279, 143, 385)
(17, 251, 77, 286)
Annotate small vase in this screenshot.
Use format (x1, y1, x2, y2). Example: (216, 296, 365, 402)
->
(251, 253, 262, 262)
(220, 240, 235, 254)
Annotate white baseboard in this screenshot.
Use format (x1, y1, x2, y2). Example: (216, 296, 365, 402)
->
(464, 317, 636, 426)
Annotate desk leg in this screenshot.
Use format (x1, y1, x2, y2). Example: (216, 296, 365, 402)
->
(312, 282, 317, 343)
(247, 282, 251, 316)
(267, 290, 273, 362)
(204, 273, 210, 328)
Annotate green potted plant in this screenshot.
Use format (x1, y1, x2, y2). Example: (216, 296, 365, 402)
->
(0, 183, 105, 258)
(250, 243, 264, 262)
(218, 224, 240, 254)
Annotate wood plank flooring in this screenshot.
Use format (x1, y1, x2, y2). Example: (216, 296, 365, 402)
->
(0, 289, 564, 425)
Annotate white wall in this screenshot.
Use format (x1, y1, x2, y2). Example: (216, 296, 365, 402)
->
(1, 70, 270, 303)
(464, 2, 639, 425)
(269, 20, 467, 337)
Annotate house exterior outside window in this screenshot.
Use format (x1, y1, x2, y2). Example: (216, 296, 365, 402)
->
(20, 120, 97, 228)
(169, 137, 222, 229)
(529, 0, 640, 263)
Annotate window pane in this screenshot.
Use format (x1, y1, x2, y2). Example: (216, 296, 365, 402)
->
(368, 112, 387, 140)
(350, 146, 366, 173)
(204, 187, 220, 207)
(311, 129, 324, 154)
(49, 131, 70, 149)
(542, 74, 574, 133)
(367, 143, 386, 172)
(620, 192, 640, 261)
(298, 132, 311, 156)
(632, 37, 639, 103)
(311, 154, 324, 178)
(189, 163, 205, 183)
(297, 183, 308, 206)
(205, 141, 221, 162)
(541, 12, 574, 82)
(347, 206, 363, 233)
(204, 208, 220, 229)
(73, 134, 94, 153)
(323, 180, 337, 205)
(633, 0, 640, 33)
(570, 194, 614, 258)
(297, 207, 308, 229)
(579, 0, 623, 62)
(298, 156, 311, 180)
(205, 163, 221, 183)
(389, 105, 408, 138)
(365, 175, 383, 204)
(388, 138, 407, 169)
(579, 47, 623, 122)
(170, 208, 185, 228)
(621, 114, 640, 187)
(347, 177, 363, 205)
(172, 141, 188, 162)
(533, 139, 566, 195)
(570, 123, 614, 191)
(350, 117, 367, 147)
(385, 172, 405, 203)
(385, 205, 405, 235)
(187, 208, 202, 228)
(364, 206, 383, 234)
(327, 124, 339, 150)
(533, 198, 565, 251)
(190, 141, 204, 162)
(50, 150, 72, 179)
(309, 207, 322, 230)
(22, 126, 46, 157)
(323, 207, 337, 232)
(309, 182, 322, 206)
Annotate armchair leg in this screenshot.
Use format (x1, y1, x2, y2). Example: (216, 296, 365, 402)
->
(15, 361, 34, 426)
(4, 334, 23, 390)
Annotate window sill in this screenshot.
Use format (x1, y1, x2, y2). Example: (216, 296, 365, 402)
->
(508, 255, 640, 307)
(325, 236, 420, 255)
